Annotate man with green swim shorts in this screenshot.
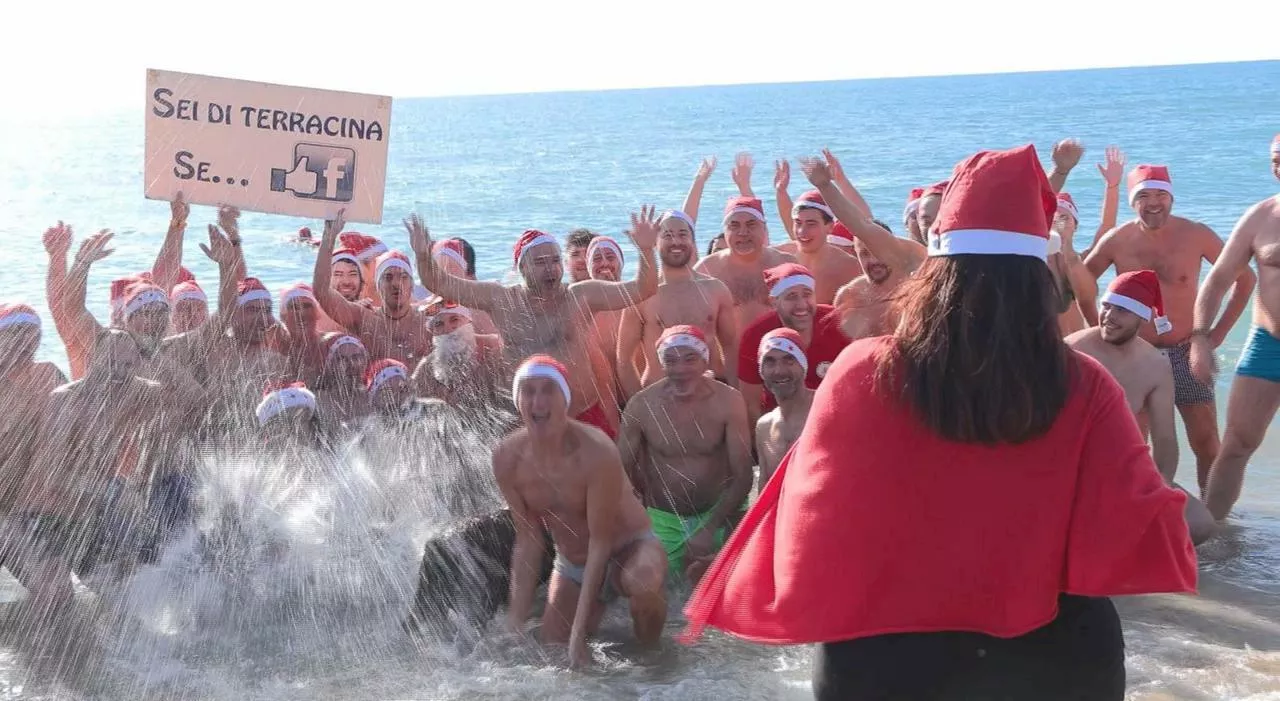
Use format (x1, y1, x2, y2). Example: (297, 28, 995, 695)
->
(617, 324, 753, 585)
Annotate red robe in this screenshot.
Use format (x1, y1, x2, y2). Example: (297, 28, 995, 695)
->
(681, 337, 1197, 645)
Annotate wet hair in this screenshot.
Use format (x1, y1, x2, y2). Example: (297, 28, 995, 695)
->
(874, 255, 1071, 444)
(706, 233, 726, 257)
(565, 228, 597, 250)
(455, 238, 477, 277)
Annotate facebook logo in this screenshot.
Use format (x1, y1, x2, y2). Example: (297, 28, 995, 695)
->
(270, 143, 357, 202)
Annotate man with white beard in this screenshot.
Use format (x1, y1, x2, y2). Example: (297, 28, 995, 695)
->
(413, 298, 505, 409)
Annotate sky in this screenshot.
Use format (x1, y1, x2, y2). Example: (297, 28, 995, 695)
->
(4, 0, 1275, 115)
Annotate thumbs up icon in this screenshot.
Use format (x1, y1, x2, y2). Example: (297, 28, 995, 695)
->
(270, 143, 357, 202)
(269, 156, 319, 196)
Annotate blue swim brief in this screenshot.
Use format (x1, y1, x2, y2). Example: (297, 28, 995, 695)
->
(1236, 325, 1280, 383)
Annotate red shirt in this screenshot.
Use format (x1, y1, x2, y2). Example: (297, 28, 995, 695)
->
(683, 337, 1197, 646)
(738, 304, 850, 412)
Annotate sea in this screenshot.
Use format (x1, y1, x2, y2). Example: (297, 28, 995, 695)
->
(0, 60, 1278, 699)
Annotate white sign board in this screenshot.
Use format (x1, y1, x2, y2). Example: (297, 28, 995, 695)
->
(144, 69, 392, 224)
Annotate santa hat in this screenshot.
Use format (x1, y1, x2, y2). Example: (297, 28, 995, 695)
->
(255, 380, 317, 426)
(374, 250, 413, 281)
(236, 278, 273, 307)
(280, 282, 316, 307)
(338, 232, 388, 263)
(792, 190, 834, 219)
(1271, 134, 1280, 156)
(723, 196, 765, 227)
(0, 303, 41, 332)
(365, 358, 409, 397)
(903, 187, 926, 224)
(1127, 165, 1173, 206)
(170, 280, 207, 305)
(828, 221, 855, 247)
(323, 332, 365, 363)
(512, 354, 571, 405)
(922, 180, 949, 198)
(123, 283, 170, 318)
(758, 327, 808, 374)
(763, 263, 816, 298)
(176, 266, 196, 284)
(586, 235, 624, 266)
(659, 210, 696, 234)
(332, 246, 362, 268)
(512, 229, 560, 268)
(424, 296, 473, 322)
(1056, 192, 1079, 221)
(432, 239, 468, 270)
(928, 144, 1056, 260)
(656, 324, 709, 364)
(1100, 270, 1172, 334)
(110, 275, 147, 314)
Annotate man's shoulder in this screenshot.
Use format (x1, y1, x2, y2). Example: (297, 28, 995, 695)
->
(755, 409, 779, 434)
(570, 420, 620, 457)
(764, 248, 797, 265)
(707, 376, 744, 404)
(493, 429, 529, 467)
(1063, 326, 1100, 349)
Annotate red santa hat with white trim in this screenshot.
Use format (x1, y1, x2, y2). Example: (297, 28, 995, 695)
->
(512, 229, 560, 268)
(1127, 165, 1173, 206)
(332, 246, 363, 268)
(512, 354, 571, 405)
(585, 235, 624, 278)
(927, 144, 1056, 260)
(365, 358, 410, 398)
(792, 190, 834, 220)
(123, 283, 170, 319)
(1100, 270, 1172, 335)
(432, 239, 468, 270)
(374, 250, 413, 281)
(322, 331, 366, 365)
(280, 282, 317, 308)
(828, 221, 855, 248)
(110, 275, 147, 315)
(1056, 192, 1079, 221)
(758, 327, 808, 374)
(723, 196, 766, 228)
(903, 187, 926, 225)
(0, 303, 41, 333)
(236, 278, 273, 307)
(338, 232, 388, 263)
(763, 263, 816, 298)
(255, 380, 317, 426)
(170, 280, 207, 306)
(656, 324, 710, 364)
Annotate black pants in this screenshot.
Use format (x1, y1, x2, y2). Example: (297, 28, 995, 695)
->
(812, 595, 1125, 701)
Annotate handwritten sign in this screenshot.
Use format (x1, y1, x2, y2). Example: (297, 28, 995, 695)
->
(144, 69, 392, 224)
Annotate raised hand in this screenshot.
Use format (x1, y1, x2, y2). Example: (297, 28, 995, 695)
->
(773, 160, 790, 192)
(43, 221, 72, 257)
(200, 223, 238, 265)
(626, 205, 659, 250)
(822, 148, 846, 182)
(731, 152, 754, 193)
(324, 208, 347, 244)
(170, 192, 190, 230)
(403, 213, 432, 257)
(695, 156, 717, 183)
(1052, 139, 1085, 172)
(1097, 146, 1126, 187)
(73, 230, 115, 267)
(798, 156, 834, 188)
(217, 205, 241, 242)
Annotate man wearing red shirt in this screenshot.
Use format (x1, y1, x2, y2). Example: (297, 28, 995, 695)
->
(737, 263, 850, 427)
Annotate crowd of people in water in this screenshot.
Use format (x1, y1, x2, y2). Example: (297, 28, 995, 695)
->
(0, 134, 1278, 697)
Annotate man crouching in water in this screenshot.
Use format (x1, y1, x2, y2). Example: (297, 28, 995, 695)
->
(617, 325, 752, 585)
(497, 355, 667, 668)
(1067, 271, 1216, 544)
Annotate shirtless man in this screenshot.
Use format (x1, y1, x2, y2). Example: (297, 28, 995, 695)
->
(773, 190, 863, 304)
(2, 329, 169, 607)
(1067, 271, 1215, 543)
(315, 212, 434, 369)
(902, 188, 925, 245)
(1086, 164, 1256, 489)
(313, 332, 371, 432)
(429, 238, 501, 336)
(412, 300, 505, 409)
(1190, 136, 1280, 521)
(0, 305, 67, 519)
(169, 280, 209, 334)
(497, 356, 667, 668)
(584, 235, 630, 406)
(693, 197, 796, 332)
(1050, 146, 1126, 335)
(337, 231, 388, 305)
(617, 326, 752, 585)
(833, 221, 915, 340)
(330, 244, 368, 304)
(564, 229, 597, 283)
(274, 283, 326, 385)
(770, 151, 874, 254)
(914, 180, 948, 239)
(617, 210, 738, 395)
(754, 328, 815, 488)
(411, 209, 659, 439)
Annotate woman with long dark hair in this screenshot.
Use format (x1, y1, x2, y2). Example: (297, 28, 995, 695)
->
(680, 146, 1197, 700)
